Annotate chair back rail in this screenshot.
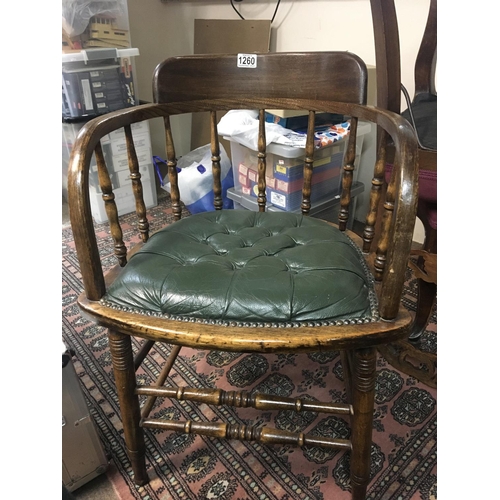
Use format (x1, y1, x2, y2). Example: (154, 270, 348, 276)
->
(153, 52, 367, 104)
(362, 130, 388, 253)
(210, 110, 223, 211)
(414, 0, 437, 96)
(299, 111, 317, 215)
(94, 141, 128, 266)
(124, 124, 150, 240)
(339, 117, 358, 230)
(163, 114, 182, 220)
(370, 0, 437, 111)
(68, 94, 418, 320)
(257, 109, 268, 212)
(369, 0, 401, 113)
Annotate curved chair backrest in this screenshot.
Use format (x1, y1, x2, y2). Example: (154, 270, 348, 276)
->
(153, 52, 368, 104)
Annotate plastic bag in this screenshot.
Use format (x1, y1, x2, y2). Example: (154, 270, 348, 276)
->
(157, 144, 234, 214)
(217, 110, 295, 150)
(217, 109, 351, 150)
(62, 0, 127, 37)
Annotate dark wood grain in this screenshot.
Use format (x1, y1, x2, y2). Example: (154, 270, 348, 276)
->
(163, 114, 182, 220)
(209, 110, 223, 210)
(95, 142, 127, 267)
(300, 111, 316, 215)
(339, 117, 358, 230)
(257, 109, 267, 211)
(124, 125, 149, 242)
(414, 0, 437, 96)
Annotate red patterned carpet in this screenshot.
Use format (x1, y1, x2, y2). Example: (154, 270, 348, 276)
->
(62, 194, 437, 500)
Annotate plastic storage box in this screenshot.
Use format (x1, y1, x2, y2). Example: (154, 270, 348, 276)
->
(227, 181, 364, 229)
(62, 48, 139, 120)
(62, 119, 158, 223)
(62, 0, 131, 51)
(227, 121, 370, 212)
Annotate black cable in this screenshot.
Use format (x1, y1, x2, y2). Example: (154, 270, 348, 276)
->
(230, 0, 245, 20)
(271, 0, 282, 23)
(400, 83, 435, 152)
(230, 0, 282, 23)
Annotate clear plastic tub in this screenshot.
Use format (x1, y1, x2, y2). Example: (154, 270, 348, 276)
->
(226, 121, 370, 211)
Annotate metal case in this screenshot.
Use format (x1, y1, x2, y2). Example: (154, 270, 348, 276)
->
(62, 348, 108, 492)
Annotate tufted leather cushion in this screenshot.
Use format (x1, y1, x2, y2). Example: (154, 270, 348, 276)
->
(103, 210, 377, 324)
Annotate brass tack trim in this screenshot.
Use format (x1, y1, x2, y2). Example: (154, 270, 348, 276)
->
(99, 232, 380, 326)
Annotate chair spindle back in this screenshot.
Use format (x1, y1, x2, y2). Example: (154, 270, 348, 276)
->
(67, 52, 418, 321)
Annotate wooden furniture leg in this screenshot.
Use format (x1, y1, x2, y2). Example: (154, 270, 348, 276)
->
(409, 277, 437, 340)
(340, 350, 353, 404)
(407, 248, 437, 341)
(349, 347, 377, 500)
(108, 330, 149, 485)
(378, 249, 437, 387)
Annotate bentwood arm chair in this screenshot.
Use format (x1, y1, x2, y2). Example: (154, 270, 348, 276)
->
(67, 52, 418, 500)
(370, 0, 437, 342)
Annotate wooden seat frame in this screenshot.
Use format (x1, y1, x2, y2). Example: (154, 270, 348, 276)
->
(68, 52, 418, 500)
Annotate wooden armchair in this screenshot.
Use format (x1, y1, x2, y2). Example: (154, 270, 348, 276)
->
(67, 52, 418, 500)
(370, 0, 437, 343)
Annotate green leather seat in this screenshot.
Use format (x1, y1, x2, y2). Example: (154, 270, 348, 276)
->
(102, 210, 378, 326)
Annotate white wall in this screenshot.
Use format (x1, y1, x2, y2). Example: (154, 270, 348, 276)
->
(127, 0, 431, 240)
(128, 0, 432, 146)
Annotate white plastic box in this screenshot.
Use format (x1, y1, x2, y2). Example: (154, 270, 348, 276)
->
(89, 165, 157, 224)
(62, 119, 158, 223)
(227, 121, 370, 212)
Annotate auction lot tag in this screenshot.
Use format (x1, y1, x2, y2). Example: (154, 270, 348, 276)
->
(237, 54, 257, 68)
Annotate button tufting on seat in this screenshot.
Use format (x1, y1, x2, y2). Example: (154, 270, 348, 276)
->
(104, 210, 377, 324)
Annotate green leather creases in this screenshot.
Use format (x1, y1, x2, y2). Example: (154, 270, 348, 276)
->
(104, 210, 377, 323)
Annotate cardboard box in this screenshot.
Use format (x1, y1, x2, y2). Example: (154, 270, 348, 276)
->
(228, 139, 346, 203)
(62, 114, 154, 206)
(273, 163, 341, 194)
(89, 169, 157, 224)
(107, 134, 149, 156)
(273, 146, 344, 182)
(101, 147, 152, 174)
(89, 163, 153, 193)
(248, 174, 341, 211)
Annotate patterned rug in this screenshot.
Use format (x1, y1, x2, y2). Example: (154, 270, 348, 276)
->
(62, 194, 437, 500)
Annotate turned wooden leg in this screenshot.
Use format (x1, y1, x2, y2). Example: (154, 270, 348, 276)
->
(340, 350, 353, 404)
(349, 347, 377, 500)
(408, 224, 437, 341)
(108, 329, 149, 486)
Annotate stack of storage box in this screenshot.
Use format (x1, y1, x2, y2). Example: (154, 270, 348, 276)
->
(62, 120, 157, 224)
(62, 48, 138, 120)
(63, 46, 158, 224)
(226, 121, 370, 223)
(233, 141, 345, 211)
